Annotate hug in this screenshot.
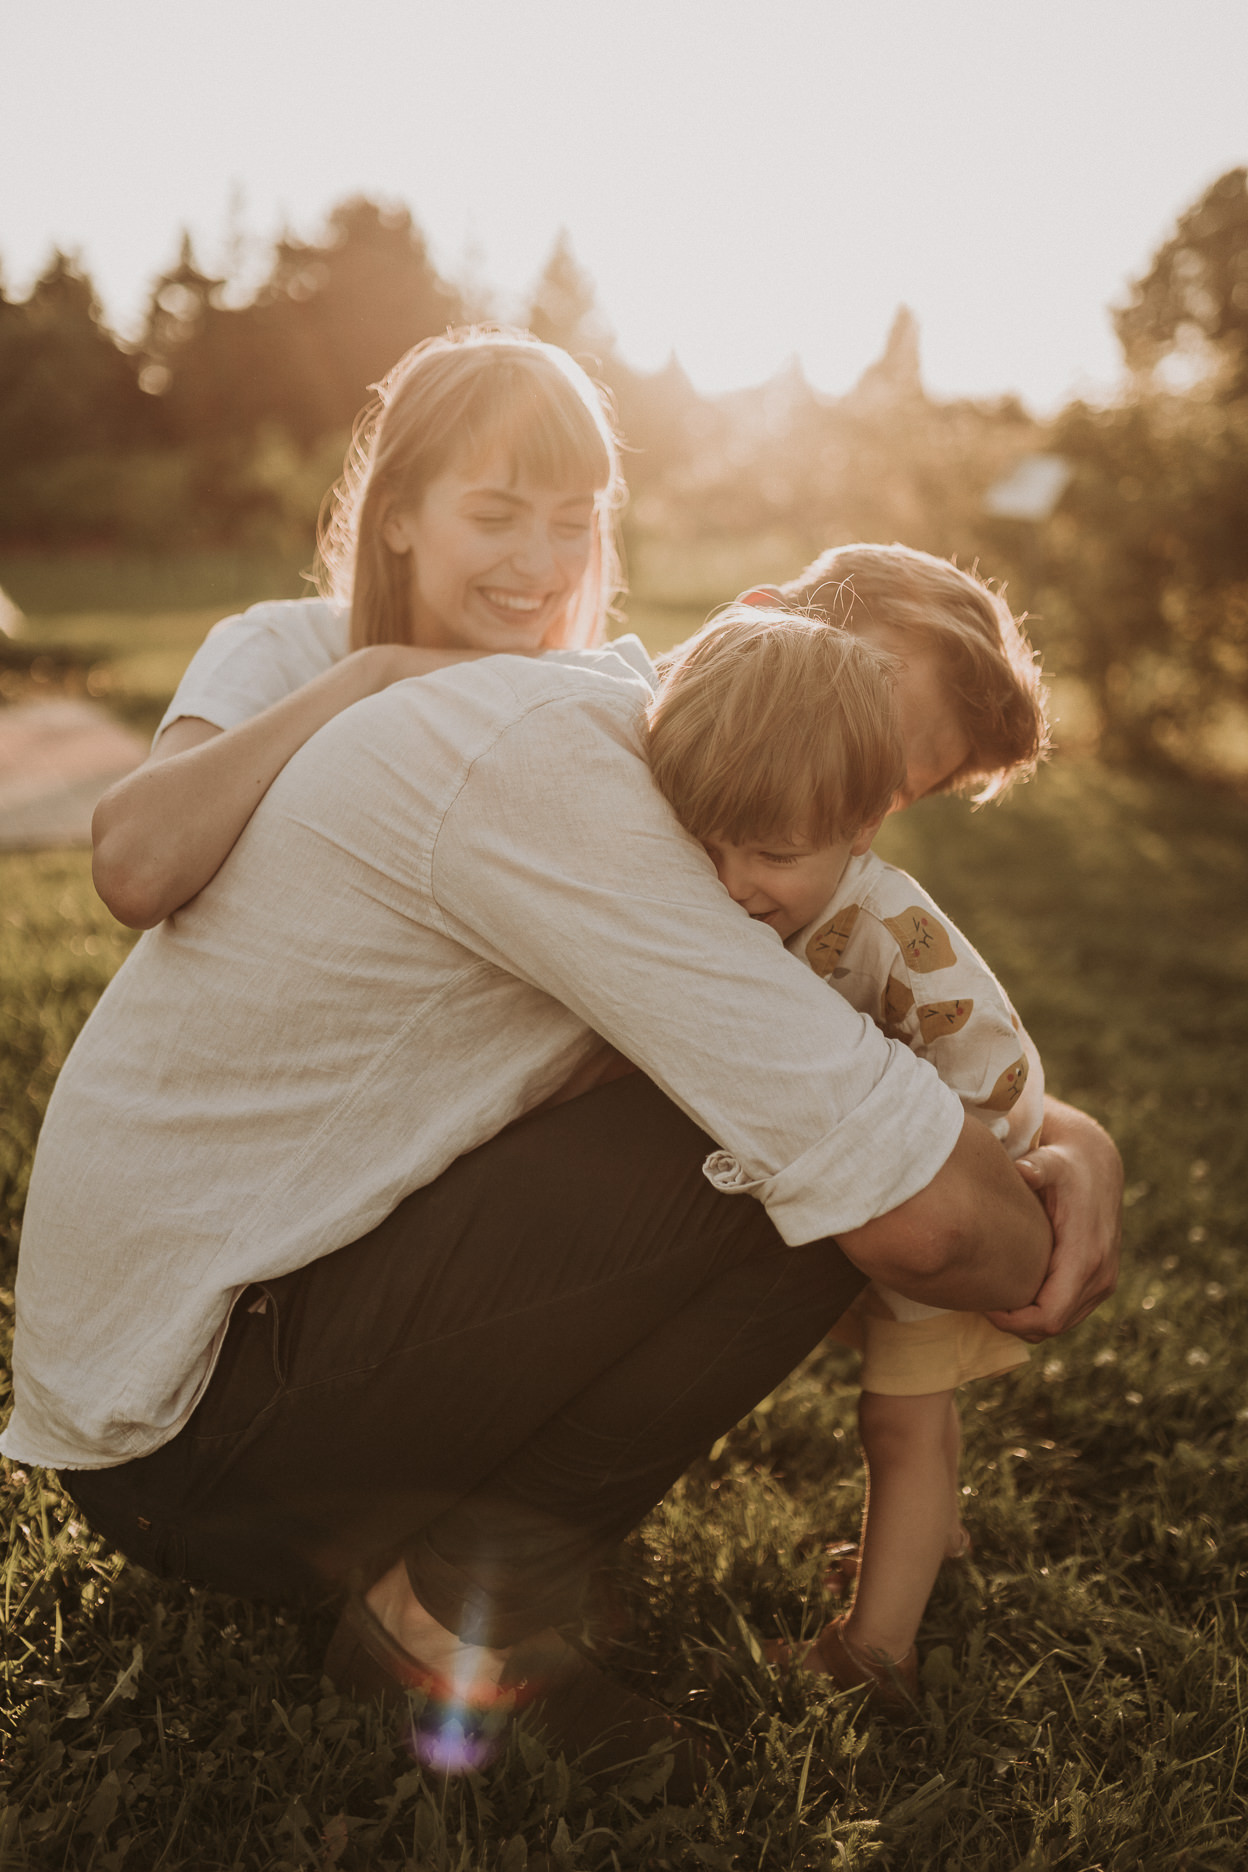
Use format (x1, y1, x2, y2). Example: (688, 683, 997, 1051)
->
(3, 327, 1121, 1792)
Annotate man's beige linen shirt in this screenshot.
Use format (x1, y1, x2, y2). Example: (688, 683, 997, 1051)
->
(4, 656, 964, 1470)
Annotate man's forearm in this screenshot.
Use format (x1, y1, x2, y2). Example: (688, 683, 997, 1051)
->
(835, 1115, 1051, 1312)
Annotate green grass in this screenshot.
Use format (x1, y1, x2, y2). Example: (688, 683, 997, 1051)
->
(0, 553, 309, 621)
(1, 592, 1247, 1867)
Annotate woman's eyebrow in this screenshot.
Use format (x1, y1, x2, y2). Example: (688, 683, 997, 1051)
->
(460, 485, 596, 508)
(461, 485, 526, 505)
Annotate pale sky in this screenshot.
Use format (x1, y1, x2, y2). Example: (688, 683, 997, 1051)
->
(3, 0, 1246, 409)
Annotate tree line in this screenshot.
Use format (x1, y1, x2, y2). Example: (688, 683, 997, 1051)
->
(2, 174, 1247, 782)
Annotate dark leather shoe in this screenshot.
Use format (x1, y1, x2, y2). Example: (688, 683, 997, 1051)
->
(324, 1597, 708, 1798)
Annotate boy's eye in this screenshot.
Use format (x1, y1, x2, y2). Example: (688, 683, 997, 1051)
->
(472, 511, 514, 528)
(762, 852, 802, 866)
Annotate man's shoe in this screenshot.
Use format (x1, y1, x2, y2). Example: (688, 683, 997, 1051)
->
(324, 1596, 708, 1798)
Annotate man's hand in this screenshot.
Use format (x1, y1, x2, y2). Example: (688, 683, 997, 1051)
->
(986, 1097, 1123, 1342)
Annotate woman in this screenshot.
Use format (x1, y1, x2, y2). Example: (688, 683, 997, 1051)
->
(20, 329, 1118, 1784)
(92, 326, 638, 930)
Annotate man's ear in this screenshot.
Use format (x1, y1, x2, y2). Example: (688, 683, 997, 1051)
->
(850, 815, 885, 856)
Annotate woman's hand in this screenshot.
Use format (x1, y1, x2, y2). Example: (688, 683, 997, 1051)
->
(985, 1096, 1123, 1342)
(92, 643, 489, 929)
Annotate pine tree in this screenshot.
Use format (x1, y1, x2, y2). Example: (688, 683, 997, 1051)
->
(525, 231, 613, 363)
(0, 251, 151, 472)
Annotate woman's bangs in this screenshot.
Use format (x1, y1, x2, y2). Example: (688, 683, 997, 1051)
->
(459, 365, 613, 497)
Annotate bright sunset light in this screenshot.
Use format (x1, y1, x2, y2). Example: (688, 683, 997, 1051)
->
(5, 0, 1247, 408)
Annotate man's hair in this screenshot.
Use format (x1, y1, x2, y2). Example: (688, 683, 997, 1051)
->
(777, 543, 1049, 802)
(646, 609, 905, 846)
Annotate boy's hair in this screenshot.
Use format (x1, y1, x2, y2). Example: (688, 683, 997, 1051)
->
(646, 609, 905, 847)
(775, 543, 1049, 802)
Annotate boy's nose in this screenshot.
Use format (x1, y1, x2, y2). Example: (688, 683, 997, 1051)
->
(717, 856, 761, 907)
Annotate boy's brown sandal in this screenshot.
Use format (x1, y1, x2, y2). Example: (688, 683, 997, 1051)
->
(324, 1595, 709, 1799)
(802, 1615, 918, 1713)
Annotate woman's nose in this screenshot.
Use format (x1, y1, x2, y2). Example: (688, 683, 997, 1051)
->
(508, 521, 557, 579)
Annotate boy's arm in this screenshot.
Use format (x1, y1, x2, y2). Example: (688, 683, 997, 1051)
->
(985, 1096, 1123, 1340)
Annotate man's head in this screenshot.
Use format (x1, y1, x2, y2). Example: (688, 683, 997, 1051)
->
(750, 543, 1049, 805)
(646, 610, 904, 937)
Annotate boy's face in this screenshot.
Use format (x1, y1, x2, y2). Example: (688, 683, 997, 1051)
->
(702, 825, 877, 941)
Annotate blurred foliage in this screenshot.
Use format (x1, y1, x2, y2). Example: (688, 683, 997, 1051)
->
(1007, 395, 1248, 778)
(4, 176, 1248, 785)
(1115, 167, 1248, 401)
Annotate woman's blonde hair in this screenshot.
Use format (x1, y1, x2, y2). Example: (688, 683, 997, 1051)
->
(772, 543, 1049, 802)
(316, 326, 626, 651)
(646, 609, 904, 846)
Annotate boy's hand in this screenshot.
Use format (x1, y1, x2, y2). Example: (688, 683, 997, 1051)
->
(985, 1098, 1123, 1341)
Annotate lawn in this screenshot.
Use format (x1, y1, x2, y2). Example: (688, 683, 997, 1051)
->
(1, 587, 1246, 1868)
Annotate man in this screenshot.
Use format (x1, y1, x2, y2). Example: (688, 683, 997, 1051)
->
(4, 650, 1118, 1783)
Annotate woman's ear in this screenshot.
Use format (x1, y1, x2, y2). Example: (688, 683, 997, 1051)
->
(381, 509, 414, 554)
(850, 815, 885, 856)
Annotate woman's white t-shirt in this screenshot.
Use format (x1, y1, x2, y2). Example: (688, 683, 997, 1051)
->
(157, 597, 657, 741)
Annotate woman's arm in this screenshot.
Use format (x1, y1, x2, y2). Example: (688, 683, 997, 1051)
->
(93, 644, 482, 929)
(984, 1095, 1123, 1340)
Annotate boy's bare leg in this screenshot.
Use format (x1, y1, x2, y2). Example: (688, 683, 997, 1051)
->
(843, 1388, 964, 1662)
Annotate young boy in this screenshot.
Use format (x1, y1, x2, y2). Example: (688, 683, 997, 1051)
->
(645, 574, 1050, 1706)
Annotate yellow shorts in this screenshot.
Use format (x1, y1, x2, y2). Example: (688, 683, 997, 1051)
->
(830, 1287, 1029, 1395)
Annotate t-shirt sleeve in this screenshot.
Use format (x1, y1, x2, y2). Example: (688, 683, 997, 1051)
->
(428, 687, 966, 1244)
(806, 874, 1045, 1159)
(541, 635, 658, 692)
(155, 599, 351, 746)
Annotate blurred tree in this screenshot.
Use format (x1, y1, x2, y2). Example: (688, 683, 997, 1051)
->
(525, 230, 613, 363)
(143, 199, 462, 447)
(1020, 395, 1248, 776)
(0, 251, 152, 474)
(139, 234, 242, 444)
(1115, 167, 1248, 402)
(842, 305, 925, 412)
(645, 310, 1035, 577)
(248, 197, 462, 441)
(987, 170, 1248, 781)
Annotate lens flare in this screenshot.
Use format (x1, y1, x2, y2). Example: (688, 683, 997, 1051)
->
(408, 1704, 498, 1774)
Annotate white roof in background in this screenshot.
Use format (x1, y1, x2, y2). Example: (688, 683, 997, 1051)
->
(0, 587, 25, 637)
(984, 454, 1072, 522)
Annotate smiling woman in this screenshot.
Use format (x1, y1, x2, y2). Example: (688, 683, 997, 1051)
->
(381, 462, 599, 656)
(89, 327, 632, 929)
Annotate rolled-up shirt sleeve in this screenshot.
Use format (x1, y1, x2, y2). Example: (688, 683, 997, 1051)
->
(428, 681, 965, 1242)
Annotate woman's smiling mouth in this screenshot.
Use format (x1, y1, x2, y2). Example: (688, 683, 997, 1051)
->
(478, 588, 547, 615)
